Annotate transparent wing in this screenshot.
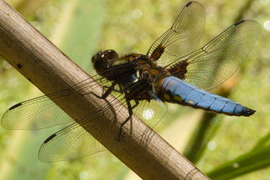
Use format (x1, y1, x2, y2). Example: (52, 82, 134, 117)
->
(38, 90, 167, 162)
(147, 1, 205, 66)
(38, 97, 126, 162)
(166, 20, 260, 90)
(1, 75, 106, 129)
(2, 73, 167, 162)
(127, 90, 167, 129)
(39, 118, 108, 162)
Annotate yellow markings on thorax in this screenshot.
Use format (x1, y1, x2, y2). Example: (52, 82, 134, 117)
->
(113, 59, 129, 66)
(148, 69, 159, 75)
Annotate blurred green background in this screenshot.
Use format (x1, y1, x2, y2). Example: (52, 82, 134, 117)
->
(0, 0, 270, 179)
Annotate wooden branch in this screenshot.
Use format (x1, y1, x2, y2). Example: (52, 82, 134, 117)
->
(0, 0, 210, 179)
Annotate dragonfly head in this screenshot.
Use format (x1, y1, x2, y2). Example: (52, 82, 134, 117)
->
(91, 49, 119, 75)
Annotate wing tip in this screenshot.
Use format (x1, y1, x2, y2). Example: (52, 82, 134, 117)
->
(186, 1, 193, 7)
(234, 20, 245, 26)
(43, 133, 57, 144)
(9, 103, 22, 110)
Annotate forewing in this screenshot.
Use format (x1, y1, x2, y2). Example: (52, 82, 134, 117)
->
(167, 20, 260, 90)
(147, 1, 205, 66)
(1, 75, 107, 130)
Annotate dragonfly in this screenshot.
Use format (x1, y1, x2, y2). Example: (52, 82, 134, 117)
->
(1, 1, 260, 162)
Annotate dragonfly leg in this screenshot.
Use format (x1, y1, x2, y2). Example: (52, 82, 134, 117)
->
(90, 81, 117, 99)
(117, 99, 139, 141)
(103, 85, 121, 93)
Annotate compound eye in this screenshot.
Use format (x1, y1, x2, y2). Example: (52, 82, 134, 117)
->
(104, 50, 119, 61)
(91, 50, 120, 75)
(91, 51, 103, 63)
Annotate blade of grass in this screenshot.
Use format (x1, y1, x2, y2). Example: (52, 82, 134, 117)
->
(207, 137, 270, 179)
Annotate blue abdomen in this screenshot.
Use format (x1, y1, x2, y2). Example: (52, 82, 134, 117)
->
(156, 76, 255, 116)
